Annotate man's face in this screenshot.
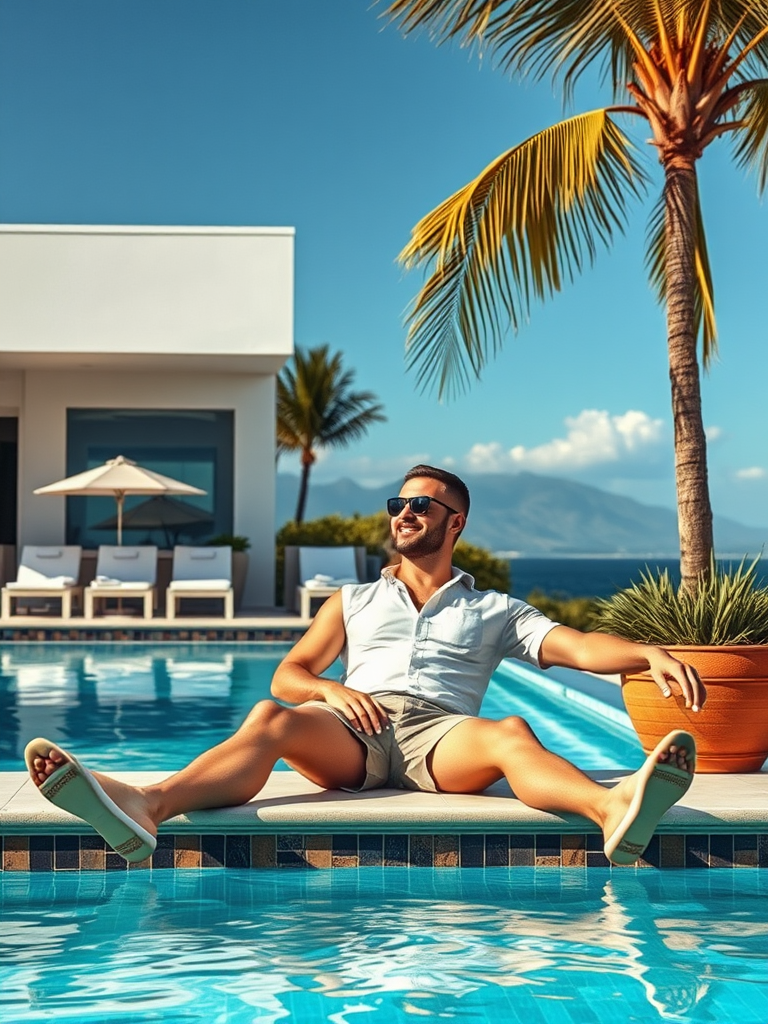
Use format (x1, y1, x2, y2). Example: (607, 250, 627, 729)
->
(390, 477, 460, 557)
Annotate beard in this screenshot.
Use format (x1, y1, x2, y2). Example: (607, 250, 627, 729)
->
(392, 516, 448, 558)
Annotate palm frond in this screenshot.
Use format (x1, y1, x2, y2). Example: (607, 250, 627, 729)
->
(383, 1, 768, 98)
(732, 80, 768, 193)
(645, 178, 717, 367)
(276, 344, 386, 458)
(400, 109, 646, 397)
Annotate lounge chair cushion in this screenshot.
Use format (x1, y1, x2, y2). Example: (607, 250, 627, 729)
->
(6, 575, 76, 589)
(168, 579, 232, 591)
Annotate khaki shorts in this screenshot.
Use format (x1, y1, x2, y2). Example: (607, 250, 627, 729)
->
(302, 691, 471, 792)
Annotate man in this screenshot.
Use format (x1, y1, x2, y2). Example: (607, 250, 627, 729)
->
(27, 465, 704, 866)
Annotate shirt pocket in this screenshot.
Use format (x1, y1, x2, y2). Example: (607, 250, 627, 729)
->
(426, 607, 483, 653)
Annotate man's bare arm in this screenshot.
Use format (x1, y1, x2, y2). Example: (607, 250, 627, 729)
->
(271, 591, 390, 735)
(539, 625, 706, 711)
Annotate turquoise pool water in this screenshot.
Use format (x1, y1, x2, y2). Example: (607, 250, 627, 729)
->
(1, 868, 765, 1023)
(0, 643, 642, 772)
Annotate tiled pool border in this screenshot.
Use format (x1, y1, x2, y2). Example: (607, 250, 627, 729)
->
(0, 627, 307, 643)
(2, 831, 765, 871)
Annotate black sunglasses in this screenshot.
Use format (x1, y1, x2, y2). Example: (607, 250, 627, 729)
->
(386, 495, 460, 517)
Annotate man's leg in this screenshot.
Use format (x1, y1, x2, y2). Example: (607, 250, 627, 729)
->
(427, 715, 694, 851)
(28, 701, 368, 840)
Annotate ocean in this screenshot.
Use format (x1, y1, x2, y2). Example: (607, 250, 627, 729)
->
(508, 556, 768, 599)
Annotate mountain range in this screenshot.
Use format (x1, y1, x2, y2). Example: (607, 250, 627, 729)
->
(277, 471, 768, 556)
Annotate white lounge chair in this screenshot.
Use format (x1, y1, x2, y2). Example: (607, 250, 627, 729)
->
(166, 546, 233, 619)
(1, 546, 83, 619)
(85, 546, 158, 619)
(296, 546, 363, 619)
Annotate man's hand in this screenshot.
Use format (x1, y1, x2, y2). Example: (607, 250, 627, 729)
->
(271, 591, 390, 734)
(645, 646, 706, 712)
(319, 681, 390, 736)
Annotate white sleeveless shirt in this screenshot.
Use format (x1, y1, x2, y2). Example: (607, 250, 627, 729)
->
(339, 567, 558, 716)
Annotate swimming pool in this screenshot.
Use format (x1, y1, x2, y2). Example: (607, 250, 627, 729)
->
(0, 867, 765, 1024)
(0, 643, 642, 772)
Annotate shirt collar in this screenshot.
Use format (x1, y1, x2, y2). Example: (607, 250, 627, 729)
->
(381, 564, 475, 590)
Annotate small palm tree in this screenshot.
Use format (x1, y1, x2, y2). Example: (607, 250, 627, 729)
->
(277, 345, 386, 523)
(384, 0, 768, 592)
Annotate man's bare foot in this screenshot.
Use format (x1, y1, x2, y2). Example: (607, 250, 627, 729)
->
(26, 740, 159, 852)
(602, 730, 696, 866)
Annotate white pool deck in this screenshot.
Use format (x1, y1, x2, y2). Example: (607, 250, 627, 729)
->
(1, 765, 766, 839)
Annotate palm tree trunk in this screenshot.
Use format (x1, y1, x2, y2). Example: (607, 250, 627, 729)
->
(295, 454, 313, 524)
(664, 161, 713, 592)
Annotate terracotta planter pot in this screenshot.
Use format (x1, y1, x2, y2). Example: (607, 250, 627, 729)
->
(621, 645, 768, 773)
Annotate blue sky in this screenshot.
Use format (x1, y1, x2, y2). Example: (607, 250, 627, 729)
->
(0, 0, 765, 529)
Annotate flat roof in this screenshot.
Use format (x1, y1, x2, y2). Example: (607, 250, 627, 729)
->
(0, 224, 295, 236)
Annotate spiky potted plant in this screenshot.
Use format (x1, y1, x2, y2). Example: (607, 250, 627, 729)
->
(595, 558, 768, 772)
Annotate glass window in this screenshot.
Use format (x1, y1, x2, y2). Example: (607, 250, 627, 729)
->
(65, 409, 234, 549)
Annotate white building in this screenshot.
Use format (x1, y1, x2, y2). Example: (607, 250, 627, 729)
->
(0, 224, 294, 608)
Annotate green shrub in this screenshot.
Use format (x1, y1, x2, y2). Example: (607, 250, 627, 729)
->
(452, 540, 510, 593)
(525, 589, 599, 631)
(275, 514, 509, 600)
(207, 533, 251, 552)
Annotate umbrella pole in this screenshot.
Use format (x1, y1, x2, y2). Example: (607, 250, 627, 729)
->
(116, 491, 125, 546)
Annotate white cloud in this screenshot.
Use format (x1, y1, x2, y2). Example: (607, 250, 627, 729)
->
(705, 425, 723, 442)
(464, 409, 666, 474)
(735, 467, 766, 480)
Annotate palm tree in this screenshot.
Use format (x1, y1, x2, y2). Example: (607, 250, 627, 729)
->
(384, 0, 768, 592)
(277, 344, 386, 523)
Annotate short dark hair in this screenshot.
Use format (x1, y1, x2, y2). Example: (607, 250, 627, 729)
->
(402, 465, 470, 517)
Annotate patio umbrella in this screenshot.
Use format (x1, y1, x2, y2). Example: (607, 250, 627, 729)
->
(91, 494, 214, 547)
(34, 455, 207, 545)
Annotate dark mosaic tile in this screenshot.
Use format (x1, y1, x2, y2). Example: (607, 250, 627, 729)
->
(758, 835, 768, 869)
(733, 835, 758, 868)
(277, 851, 310, 868)
(639, 835, 660, 869)
(485, 834, 509, 867)
(433, 835, 459, 867)
(225, 835, 251, 868)
(151, 835, 176, 870)
(105, 853, 128, 871)
(460, 835, 484, 868)
(586, 851, 610, 868)
(54, 836, 80, 871)
(685, 835, 709, 868)
(409, 834, 433, 867)
(201, 835, 226, 867)
(277, 834, 303, 852)
(29, 836, 54, 851)
(586, 833, 604, 851)
(29, 836, 54, 871)
(80, 835, 107, 851)
(709, 834, 734, 869)
(358, 834, 383, 867)
(660, 834, 685, 868)
(29, 850, 53, 871)
(384, 835, 408, 866)
(535, 836, 560, 861)
(332, 835, 358, 859)
(509, 834, 534, 867)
